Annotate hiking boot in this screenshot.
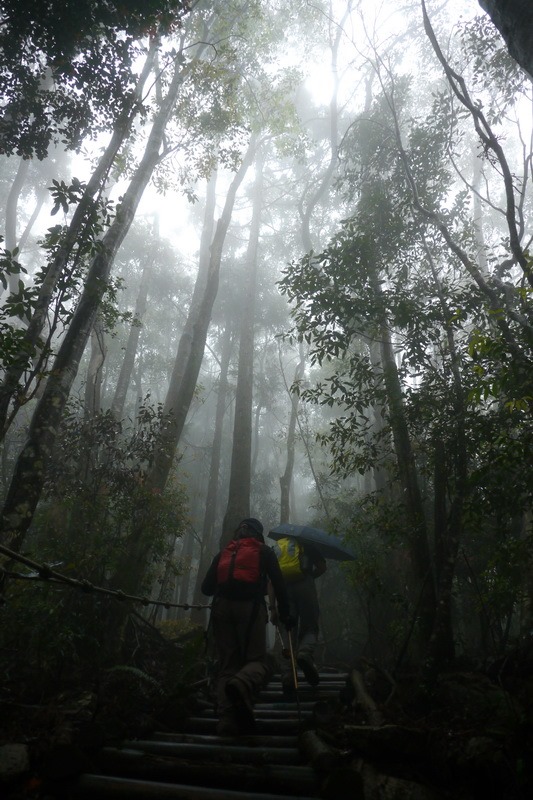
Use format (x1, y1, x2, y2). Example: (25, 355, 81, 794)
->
(225, 678, 256, 733)
(297, 653, 320, 686)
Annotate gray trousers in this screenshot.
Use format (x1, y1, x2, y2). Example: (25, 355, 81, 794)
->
(211, 595, 270, 716)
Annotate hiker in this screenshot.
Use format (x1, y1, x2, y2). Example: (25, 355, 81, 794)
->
(269, 536, 326, 694)
(201, 517, 293, 736)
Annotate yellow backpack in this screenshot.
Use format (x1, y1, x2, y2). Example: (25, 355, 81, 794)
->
(274, 537, 304, 580)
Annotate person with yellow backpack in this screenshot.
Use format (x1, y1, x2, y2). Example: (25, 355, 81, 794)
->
(269, 535, 326, 696)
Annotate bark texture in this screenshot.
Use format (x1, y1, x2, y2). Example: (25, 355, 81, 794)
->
(221, 149, 263, 545)
(0, 55, 184, 554)
(111, 259, 151, 419)
(479, 0, 533, 80)
(0, 42, 158, 440)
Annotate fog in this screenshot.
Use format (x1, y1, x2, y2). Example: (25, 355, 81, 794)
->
(1, 0, 532, 676)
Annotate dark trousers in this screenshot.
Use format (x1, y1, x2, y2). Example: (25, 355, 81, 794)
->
(280, 575, 320, 680)
(211, 595, 270, 716)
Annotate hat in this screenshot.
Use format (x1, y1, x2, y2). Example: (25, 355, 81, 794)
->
(239, 518, 264, 537)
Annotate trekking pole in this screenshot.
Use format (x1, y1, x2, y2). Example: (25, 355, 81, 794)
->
(275, 624, 289, 658)
(286, 628, 302, 723)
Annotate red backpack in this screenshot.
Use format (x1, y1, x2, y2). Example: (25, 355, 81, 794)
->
(216, 536, 263, 592)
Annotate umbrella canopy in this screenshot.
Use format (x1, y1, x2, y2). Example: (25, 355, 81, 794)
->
(268, 523, 356, 562)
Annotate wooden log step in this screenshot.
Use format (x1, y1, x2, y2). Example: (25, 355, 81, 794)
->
(76, 774, 321, 799)
(185, 717, 302, 734)
(266, 688, 339, 694)
(254, 701, 318, 711)
(120, 739, 302, 765)
(269, 675, 346, 684)
(97, 747, 319, 794)
(195, 708, 312, 720)
(192, 701, 318, 713)
(252, 711, 310, 721)
(265, 679, 344, 688)
(254, 708, 312, 718)
(193, 702, 317, 714)
(150, 732, 299, 748)
(257, 691, 338, 702)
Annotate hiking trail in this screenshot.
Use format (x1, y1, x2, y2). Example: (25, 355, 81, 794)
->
(74, 668, 347, 799)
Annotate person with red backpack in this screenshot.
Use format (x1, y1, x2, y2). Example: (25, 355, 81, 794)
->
(201, 518, 293, 736)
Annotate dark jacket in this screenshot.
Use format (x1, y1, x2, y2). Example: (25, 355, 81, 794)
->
(201, 542, 290, 620)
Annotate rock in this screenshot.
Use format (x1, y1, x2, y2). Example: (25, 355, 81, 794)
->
(0, 743, 29, 783)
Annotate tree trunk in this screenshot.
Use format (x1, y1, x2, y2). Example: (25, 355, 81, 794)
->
(4, 157, 30, 293)
(111, 257, 152, 419)
(84, 312, 107, 416)
(0, 55, 185, 555)
(368, 339, 389, 494)
(221, 148, 264, 546)
(424, 244, 468, 668)
(377, 316, 436, 650)
(108, 139, 256, 597)
(478, 0, 533, 80)
(190, 322, 235, 625)
(18, 185, 48, 254)
(298, 4, 347, 253)
(279, 343, 306, 523)
(147, 140, 256, 495)
(0, 40, 159, 441)
(177, 530, 195, 613)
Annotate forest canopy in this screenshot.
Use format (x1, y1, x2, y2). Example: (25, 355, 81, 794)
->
(0, 0, 190, 157)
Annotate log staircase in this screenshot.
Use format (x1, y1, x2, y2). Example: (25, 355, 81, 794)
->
(74, 670, 347, 799)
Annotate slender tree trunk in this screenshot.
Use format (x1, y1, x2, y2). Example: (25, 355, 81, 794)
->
(378, 317, 436, 649)
(368, 339, 388, 494)
(190, 322, 234, 624)
(0, 40, 159, 441)
(297, 402, 331, 520)
(177, 531, 195, 613)
(149, 534, 180, 625)
(422, 2, 532, 288)
(147, 140, 256, 495)
(472, 152, 489, 278)
(18, 185, 48, 254)
(285, 10, 346, 525)
(84, 311, 107, 416)
(424, 243, 468, 668)
(298, 2, 348, 252)
(4, 157, 30, 294)
(0, 55, 185, 554)
(221, 148, 263, 546)
(108, 139, 256, 597)
(251, 394, 263, 477)
(279, 343, 306, 523)
(520, 510, 533, 633)
(111, 258, 152, 419)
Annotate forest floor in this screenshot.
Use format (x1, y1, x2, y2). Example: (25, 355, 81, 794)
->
(0, 617, 532, 799)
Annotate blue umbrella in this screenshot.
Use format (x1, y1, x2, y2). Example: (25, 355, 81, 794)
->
(268, 523, 356, 562)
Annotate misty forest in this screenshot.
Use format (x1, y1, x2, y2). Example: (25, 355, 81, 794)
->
(1, 1, 532, 798)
